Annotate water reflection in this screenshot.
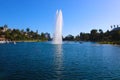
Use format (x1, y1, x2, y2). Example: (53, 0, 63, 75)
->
(53, 44, 63, 80)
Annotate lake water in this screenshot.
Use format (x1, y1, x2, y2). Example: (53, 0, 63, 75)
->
(0, 42, 120, 80)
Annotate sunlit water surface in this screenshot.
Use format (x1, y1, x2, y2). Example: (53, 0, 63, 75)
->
(0, 42, 120, 80)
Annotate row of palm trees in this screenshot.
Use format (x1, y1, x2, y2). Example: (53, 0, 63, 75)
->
(110, 25, 120, 29)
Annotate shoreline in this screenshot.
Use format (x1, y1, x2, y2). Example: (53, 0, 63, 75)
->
(98, 41, 120, 45)
(0, 40, 46, 43)
(15, 40, 41, 42)
(1, 40, 120, 45)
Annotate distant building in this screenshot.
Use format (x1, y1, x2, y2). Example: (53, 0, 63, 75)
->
(45, 33, 51, 40)
(0, 37, 6, 41)
(0, 35, 5, 38)
(24, 32, 28, 36)
(0, 37, 6, 43)
(0, 25, 8, 42)
(0, 25, 8, 32)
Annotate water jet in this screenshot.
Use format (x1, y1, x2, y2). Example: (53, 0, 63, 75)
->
(53, 10, 63, 44)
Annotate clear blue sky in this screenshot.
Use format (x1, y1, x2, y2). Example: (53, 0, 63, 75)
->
(0, 0, 120, 36)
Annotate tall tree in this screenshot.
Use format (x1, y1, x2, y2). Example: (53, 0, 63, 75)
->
(90, 29, 98, 41)
(26, 28, 30, 33)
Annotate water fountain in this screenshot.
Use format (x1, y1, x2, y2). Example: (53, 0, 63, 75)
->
(53, 10, 63, 44)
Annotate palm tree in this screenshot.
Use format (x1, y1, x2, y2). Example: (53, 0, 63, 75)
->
(114, 25, 116, 28)
(117, 25, 119, 28)
(99, 29, 103, 34)
(26, 28, 30, 33)
(110, 25, 112, 29)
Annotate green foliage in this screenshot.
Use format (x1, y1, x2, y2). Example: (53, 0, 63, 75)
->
(63, 34, 74, 41)
(111, 30, 120, 41)
(80, 33, 89, 41)
(90, 29, 99, 41)
(1, 24, 120, 44)
(26, 28, 30, 33)
(40, 32, 46, 41)
(0, 25, 51, 41)
(64, 27, 120, 45)
(75, 35, 80, 41)
(79, 28, 120, 44)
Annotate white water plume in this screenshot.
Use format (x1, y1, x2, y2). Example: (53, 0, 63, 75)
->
(53, 9, 63, 44)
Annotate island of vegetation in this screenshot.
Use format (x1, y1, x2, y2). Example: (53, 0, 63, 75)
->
(0, 24, 120, 45)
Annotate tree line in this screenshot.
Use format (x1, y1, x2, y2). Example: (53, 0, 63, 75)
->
(64, 28, 120, 44)
(0, 24, 120, 44)
(0, 25, 51, 41)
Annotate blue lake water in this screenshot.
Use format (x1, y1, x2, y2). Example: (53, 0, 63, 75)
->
(0, 42, 120, 80)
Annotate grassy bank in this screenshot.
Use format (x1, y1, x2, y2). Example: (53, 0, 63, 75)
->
(98, 41, 120, 45)
(14, 39, 48, 42)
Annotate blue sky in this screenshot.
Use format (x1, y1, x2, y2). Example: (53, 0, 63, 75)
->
(0, 0, 120, 36)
